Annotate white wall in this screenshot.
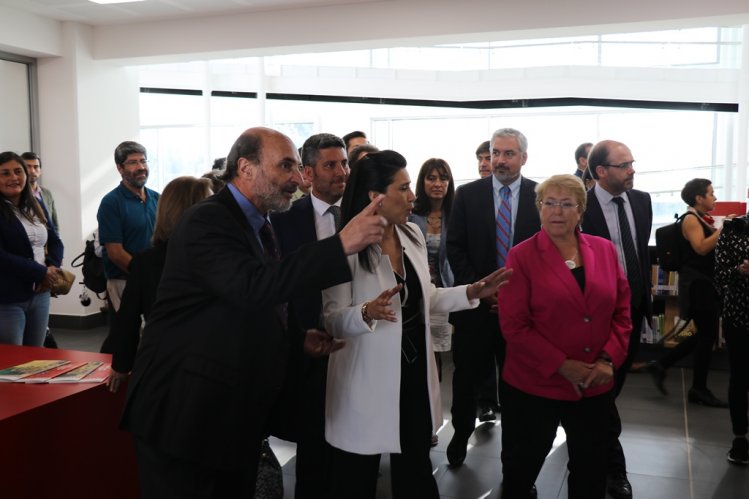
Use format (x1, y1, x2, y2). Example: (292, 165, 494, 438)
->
(37, 22, 140, 318)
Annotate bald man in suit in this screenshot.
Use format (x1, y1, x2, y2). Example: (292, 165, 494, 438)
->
(582, 140, 653, 499)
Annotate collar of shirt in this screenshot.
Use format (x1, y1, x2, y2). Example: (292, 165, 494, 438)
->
(492, 174, 521, 202)
(309, 192, 341, 217)
(227, 183, 267, 236)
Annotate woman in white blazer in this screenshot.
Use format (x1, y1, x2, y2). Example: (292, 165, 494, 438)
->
(322, 150, 510, 499)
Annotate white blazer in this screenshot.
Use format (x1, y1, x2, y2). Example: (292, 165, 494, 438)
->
(322, 223, 478, 455)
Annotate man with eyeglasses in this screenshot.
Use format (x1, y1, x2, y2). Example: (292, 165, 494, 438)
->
(446, 128, 541, 479)
(97, 141, 160, 311)
(582, 140, 653, 499)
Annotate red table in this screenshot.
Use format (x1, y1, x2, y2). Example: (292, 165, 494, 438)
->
(0, 345, 139, 499)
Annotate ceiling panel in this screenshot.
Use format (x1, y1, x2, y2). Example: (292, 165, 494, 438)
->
(0, 0, 377, 25)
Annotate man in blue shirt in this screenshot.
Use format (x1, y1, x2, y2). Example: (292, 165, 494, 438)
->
(97, 141, 159, 311)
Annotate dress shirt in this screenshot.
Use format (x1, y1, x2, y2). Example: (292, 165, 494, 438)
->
(492, 174, 522, 244)
(592, 183, 640, 275)
(226, 182, 268, 248)
(309, 193, 341, 240)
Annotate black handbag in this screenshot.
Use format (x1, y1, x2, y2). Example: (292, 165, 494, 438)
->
(254, 438, 283, 499)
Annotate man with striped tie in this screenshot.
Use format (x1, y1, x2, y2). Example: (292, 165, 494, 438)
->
(446, 128, 541, 472)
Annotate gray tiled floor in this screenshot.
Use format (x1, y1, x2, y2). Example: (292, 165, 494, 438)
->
(52, 326, 748, 499)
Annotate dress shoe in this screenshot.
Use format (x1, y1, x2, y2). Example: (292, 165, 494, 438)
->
(430, 434, 439, 447)
(446, 433, 469, 466)
(499, 482, 537, 499)
(727, 437, 749, 465)
(645, 360, 667, 395)
(606, 472, 632, 499)
(478, 401, 496, 422)
(688, 387, 729, 408)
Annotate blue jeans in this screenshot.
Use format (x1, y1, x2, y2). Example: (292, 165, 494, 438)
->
(0, 291, 51, 346)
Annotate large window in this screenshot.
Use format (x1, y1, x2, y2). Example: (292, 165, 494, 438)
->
(137, 24, 746, 242)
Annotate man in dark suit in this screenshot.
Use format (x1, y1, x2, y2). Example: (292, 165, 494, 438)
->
(582, 139, 653, 499)
(121, 127, 386, 499)
(271, 132, 349, 498)
(446, 128, 541, 467)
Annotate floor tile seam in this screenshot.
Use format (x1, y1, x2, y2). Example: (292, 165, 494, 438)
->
(681, 368, 696, 499)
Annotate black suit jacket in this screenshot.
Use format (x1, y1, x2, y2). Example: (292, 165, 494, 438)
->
(121, 187, 351, 471)
(447, 175, 541, 330)
(271, 195, 322, 330)
(581, 187, 653, 318)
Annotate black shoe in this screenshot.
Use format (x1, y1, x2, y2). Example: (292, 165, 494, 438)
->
(688, 387, 728, 408)
(645, 360, 667, 395)
(606, 473, 632, 499)
(478, 401, 496, 422)
(727, 437, 749, 465)
(446, 433, 469, 467)
(499, 483, 537, 499)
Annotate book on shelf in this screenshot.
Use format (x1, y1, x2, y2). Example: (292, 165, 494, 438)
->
(78, 362, 111, 383)
(0, 360, 70, 382)
(651, 264, 678, 296)
(48, 361, 104, 383)
(17, 362, 88, 383)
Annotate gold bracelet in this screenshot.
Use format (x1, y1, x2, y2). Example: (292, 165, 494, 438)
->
(361, 301, 372, 323)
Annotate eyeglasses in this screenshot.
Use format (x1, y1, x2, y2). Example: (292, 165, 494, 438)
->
(540, 200, 579, 211)
(122, 159, 149, 167)
(602, 161, 635, 170)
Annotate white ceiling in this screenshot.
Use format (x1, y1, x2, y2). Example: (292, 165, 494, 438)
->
(0, 0, 375, 26)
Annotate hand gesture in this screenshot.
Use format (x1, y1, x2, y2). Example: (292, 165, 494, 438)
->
(466, 267, 513, 301)
(303, 329, 346, 357)
(363, 284, 402, 323)
(338, 194, 387, 255)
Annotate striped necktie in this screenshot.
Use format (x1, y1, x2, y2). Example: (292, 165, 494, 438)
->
(496, 186, 512, 268)
(612, 196, 643, 301)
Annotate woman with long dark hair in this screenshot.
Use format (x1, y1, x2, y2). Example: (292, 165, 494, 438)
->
(0, 151, 64, 346)
(409, 158, 455, 379)
(322, 150, 510, 499)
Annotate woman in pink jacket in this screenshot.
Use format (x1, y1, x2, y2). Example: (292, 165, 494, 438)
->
(498, 174, 631, 499)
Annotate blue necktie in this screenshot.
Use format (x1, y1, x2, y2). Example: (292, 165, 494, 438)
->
(496, 186, 512, 268)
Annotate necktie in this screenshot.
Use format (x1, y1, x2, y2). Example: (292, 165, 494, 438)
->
(259, 220, 287, 329)
(612, 197, 643, 301)
(259, 220, 280, 261)
(327, 205, 342, 232)
(496, 186, 512, 268)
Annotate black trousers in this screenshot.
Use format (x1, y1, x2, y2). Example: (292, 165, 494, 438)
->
(450, 312, 504, 438)
(500, 383, 611, 499)
(659, 282, 721, 389)
(328, 330, 439, 499)
(725, 321, 749, 436)
(607, 302, 644, 475)
(134, 438, 261, 499)
(295, 356, 333, 499)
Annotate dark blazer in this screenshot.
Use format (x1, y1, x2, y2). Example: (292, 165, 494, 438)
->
(100, 242, 167, 373)
(0, 203, 63, 303)
(270, 195, 321, 330)
(446, 175, 541, 329)
(581, 187, 653, 318)
(121, 187, 352, 471)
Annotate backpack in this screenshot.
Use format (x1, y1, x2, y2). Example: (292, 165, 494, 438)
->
(655, 213, 689, 272)
(71, 239, 107, 294)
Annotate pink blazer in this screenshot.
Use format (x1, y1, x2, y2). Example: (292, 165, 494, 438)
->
(498, 228, 631, 400)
